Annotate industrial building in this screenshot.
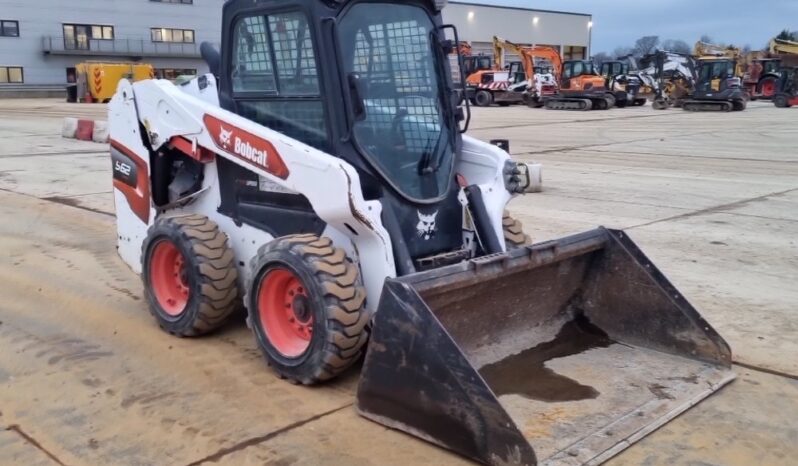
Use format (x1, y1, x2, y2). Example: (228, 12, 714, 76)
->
(0, 0, 591, 96)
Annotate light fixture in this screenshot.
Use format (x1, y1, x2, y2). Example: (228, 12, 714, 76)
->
(533, 16, 539, 25)
(468, 11, 475, 21)
(588, 20, 593, 29)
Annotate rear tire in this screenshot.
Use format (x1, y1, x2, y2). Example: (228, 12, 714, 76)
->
(142, 214, 240, 337)
(474, 90, 493, 107)
(247, 235, 369, 384)
(502, 211, 532, 249)
(774, 94, 789, 108)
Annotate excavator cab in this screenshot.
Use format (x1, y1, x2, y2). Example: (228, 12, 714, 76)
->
(561, 60, 599, 88)
(463, 55, 493, 77)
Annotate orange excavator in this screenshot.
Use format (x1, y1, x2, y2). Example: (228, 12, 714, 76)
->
(513, 43, 615, 110)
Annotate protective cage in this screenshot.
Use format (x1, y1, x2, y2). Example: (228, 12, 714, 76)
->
(357, 228, 734, 465)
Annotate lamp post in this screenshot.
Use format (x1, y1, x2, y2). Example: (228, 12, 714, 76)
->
(588, 19, 593, 59)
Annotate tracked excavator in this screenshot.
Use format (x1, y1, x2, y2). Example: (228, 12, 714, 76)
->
(108, 1, 734, 464)
(687, 42, 748, 111)
(540, 51, 616, 110)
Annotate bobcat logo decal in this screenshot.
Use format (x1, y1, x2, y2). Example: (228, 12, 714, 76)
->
(416, 210, 438, 240)
(218, 126, 233, 149)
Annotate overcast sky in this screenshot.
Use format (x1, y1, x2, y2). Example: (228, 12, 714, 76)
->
(458, 0, 798, 53)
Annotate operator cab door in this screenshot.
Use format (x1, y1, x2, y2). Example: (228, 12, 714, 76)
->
(214, 4, 332, 237)
(508, 61, 525, 86)
(562, 62, 574, 89)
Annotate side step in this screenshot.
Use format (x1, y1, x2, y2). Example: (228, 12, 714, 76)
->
(357, 228, 734, 466)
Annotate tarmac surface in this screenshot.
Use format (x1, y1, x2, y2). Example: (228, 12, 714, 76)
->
(0, 98, 796, 465)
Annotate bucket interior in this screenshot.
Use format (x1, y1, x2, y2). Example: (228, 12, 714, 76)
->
(410, 230, 734, 464)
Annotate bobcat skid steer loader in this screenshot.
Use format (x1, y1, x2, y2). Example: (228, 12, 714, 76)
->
(109, 1, 733, 464)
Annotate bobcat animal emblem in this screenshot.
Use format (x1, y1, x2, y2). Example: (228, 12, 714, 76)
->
(416, 210, 438, 240)
(219, 126, 233, 149)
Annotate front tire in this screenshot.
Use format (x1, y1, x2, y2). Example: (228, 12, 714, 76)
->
(141, 214, 240, 337)
(247, 235, 369, 384)
(474, 90, 493, 107)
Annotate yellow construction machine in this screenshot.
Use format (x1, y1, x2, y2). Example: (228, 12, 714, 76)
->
(69, 62, 154, 103)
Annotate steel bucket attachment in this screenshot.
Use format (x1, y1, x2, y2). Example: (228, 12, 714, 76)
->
(357, 228, 734, 466)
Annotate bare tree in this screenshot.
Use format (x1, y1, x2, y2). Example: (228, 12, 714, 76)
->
(661, 39, 691, 54)
(634, 36, 660, 57)
(775, 29, 795, 41)
(592, 52, 611, 66)
(613, 46, 634, 58)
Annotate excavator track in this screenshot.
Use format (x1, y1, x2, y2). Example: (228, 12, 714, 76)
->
(544, 98, 592, 111)
(683, 100, 733, 112)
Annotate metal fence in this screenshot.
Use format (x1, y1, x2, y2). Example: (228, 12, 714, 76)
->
(41, 36, 211, 58)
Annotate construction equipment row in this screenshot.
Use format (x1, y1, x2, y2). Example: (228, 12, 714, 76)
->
(455, 37, 798, 112)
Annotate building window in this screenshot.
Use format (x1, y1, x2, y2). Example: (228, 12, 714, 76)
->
(1, 20, 19, 37)
(63, 24, 114, 50)
(564, 46, 586, 60)
(0, 66, 24, 83)
(155, 68, 197, 80)
(150, 0, 193, 3)
(151, 28, 195, 43)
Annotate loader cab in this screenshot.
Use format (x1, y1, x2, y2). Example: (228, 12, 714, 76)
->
(462, 55, 492, 77)
(215, 0, 469, 273)
(599, 61, 629, 79)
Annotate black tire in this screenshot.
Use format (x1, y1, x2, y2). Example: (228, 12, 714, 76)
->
(474, 90, 493, 107)
(605, 94, 616, 108)
(774, 94, 789, 108)
(497, 102, 511, 107)
(592, 98, 609, 110)
(615, 99, 628, 108)
(247, 234, 368, 384)
(141, 214, 240, 337)
(732, 99, 746, 111)
(502, 211, 532, 249)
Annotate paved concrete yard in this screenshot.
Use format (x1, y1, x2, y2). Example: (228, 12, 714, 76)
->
(1, 98, 797, 465)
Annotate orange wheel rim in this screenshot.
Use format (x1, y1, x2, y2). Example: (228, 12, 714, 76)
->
(258, 268, 313, 358)
(150, 239, 189, 316)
